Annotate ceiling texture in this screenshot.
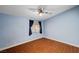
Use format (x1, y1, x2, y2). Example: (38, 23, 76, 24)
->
(0, 5, 76, 20)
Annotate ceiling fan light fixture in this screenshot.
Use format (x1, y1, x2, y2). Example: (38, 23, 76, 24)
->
(34, 8, 44, 16)
(36, 11, 43, 16)
(39, 13, 43, 16)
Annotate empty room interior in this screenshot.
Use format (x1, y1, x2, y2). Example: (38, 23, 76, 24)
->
(0, 5, 79, 53)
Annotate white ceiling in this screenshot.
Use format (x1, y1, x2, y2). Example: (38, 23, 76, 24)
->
(0, 5, 76, 20)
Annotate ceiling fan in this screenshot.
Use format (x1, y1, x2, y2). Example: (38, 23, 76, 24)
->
(28, 5, 52, 16)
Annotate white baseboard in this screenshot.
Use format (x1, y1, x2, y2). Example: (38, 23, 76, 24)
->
(0, 36, 43, 51)
(45, 36, 79, 48)
(0, 35, 79, 51)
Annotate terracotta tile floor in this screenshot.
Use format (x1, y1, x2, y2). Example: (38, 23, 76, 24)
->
(1, 38, 79, 53)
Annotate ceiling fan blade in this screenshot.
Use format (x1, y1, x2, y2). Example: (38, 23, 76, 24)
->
(43, 11, 52, 14)
(28, 8, 37, 11)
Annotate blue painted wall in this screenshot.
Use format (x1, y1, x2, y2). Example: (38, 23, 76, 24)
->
(0, 13, 43, 49)
(0, 6, 79, 49)
(44, 6, 79, 46)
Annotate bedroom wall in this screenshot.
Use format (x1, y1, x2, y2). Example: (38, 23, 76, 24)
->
(0, 13, 43, 50)
(0, 6, 79, 50)
(44, 6, 79, 47)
